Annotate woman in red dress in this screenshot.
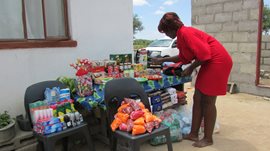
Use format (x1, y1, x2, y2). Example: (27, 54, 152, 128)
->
(153, 12, 233, 147)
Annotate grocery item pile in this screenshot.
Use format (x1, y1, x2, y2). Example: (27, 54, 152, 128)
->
(110, 98, 162, 135)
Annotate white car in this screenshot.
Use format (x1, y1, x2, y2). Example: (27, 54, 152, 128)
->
(143, 38, 179, 58)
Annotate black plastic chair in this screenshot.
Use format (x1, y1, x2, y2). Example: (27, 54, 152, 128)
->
(104, 78, 173, 151)
(24, 80, 95, 151)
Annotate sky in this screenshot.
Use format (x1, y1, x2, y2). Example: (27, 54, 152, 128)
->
(133, 0, 270, 40)
(133, 0, 191, 40)
(266, 0, 270, 6)
(266, 0, 270, 8)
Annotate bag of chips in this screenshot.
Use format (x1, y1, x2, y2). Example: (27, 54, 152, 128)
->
(126, 119, 134, 132)
(132, 125, 146, 135)
(111, 118, 122, 132)
(133, 117, 145, 125)
(130, 110, 144, 120)
(119, 123, 128, 131)
(145, 122, 155, 133)
(115, 112, 129, 123)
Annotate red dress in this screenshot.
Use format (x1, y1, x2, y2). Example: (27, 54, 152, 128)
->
(177, 26, 233, 96)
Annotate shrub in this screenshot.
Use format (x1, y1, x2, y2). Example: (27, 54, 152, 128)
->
(0, 111, 11, 129)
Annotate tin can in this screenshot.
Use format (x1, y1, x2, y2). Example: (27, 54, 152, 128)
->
(108, 65, 113, 76)
(114, 65, 120, 74)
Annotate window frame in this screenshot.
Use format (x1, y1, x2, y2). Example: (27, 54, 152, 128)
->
(0, 0, 77, 49)
(256, 0, 270, 88)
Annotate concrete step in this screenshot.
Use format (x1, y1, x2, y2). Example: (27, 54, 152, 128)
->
(0, 125, 36, 151)
(15, 142, 38, 151)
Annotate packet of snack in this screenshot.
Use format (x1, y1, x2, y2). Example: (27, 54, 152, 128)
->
(111, 118, 122, 131)
(132, 125, 146, 135)
(133, 117, 145, 125)
(126, 119, 134, 132)
(145, 122, 155, 133)
(130, 110, 144, 120)
(119, 123, 128, 131)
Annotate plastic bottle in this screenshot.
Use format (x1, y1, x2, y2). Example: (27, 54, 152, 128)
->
(129, 66, 134, 78)
(59, 88, 70, 102)
(64, 114, 72, 128)
(69, 113, 76, 127)
(74, 112, 81, 125)
(51, 89, 57, 103)
(59, 116, 67, 130)
(79, 113, 84, 123)
(47, 108, 53, 119)
(29, 103, 36, 124)
(33, 110, 40, 124)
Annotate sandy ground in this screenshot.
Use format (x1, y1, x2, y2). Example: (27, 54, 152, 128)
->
(81, 83, 270, 151)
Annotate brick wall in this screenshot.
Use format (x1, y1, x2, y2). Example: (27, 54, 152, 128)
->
(192, 0, 270, 96)
(261, 35, 270, 71)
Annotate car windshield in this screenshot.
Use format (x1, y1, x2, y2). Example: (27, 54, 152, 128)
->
(148, 39, 172, 47)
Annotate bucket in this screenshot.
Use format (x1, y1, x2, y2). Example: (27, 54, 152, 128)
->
(0, 119, 16, 143)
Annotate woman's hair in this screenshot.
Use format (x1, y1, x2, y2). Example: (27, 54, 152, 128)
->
(158, 12, 183, 33)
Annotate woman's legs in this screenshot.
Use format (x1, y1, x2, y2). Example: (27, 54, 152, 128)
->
(184, 89, 203, 141)
(193, 94, 217, 148)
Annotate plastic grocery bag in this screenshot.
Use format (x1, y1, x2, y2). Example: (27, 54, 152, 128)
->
(150, 109, 182, 145)
(175, 105, 192, 135)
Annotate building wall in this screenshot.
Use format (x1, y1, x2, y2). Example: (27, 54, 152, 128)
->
(261, 35, 270, 71)
(0, 0, 133, 117)
(191, 0, 270, 96)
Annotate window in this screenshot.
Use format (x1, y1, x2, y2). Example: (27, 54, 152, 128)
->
(172, 40, 177, 48)
(0, 0, 76, 49)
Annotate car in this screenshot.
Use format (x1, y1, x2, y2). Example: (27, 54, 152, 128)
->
(142, 38, 179, 58)
(134, 38, 179, 67)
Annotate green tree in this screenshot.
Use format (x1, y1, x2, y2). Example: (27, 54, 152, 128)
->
(133, 14, 144, 35)
(263, 5, 270, 35)
(133, 39, 153, 50)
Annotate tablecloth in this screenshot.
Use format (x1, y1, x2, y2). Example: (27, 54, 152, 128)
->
(75, 74, 191, 111)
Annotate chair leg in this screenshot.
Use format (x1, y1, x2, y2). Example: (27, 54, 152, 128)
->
(37, 141, 43, 151)
(44, 140, 55, 151)
(165, 131, 173, 151)
(82, 126, 95, 151)
(63, 137, 69, 151)
(110, 135, 117, 151)
(130, 141, 140, 151)
(100, 110, 108, 137)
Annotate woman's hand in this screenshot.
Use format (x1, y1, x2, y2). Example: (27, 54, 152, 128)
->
(181, 66, 193, 77)
(151, 57, 164, 65)
(181, 60, 203, 77)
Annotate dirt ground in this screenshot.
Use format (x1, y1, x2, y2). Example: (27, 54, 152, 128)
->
(84, 83, 270, 151)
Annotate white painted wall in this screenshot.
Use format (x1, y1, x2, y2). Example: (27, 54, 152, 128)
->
(0, 0, 133, 117)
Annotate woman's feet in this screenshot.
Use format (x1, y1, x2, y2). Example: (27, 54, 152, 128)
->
(192, 138, 213, 148)
(182, 133, 199, 141)
(183, 134, 214, 148)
